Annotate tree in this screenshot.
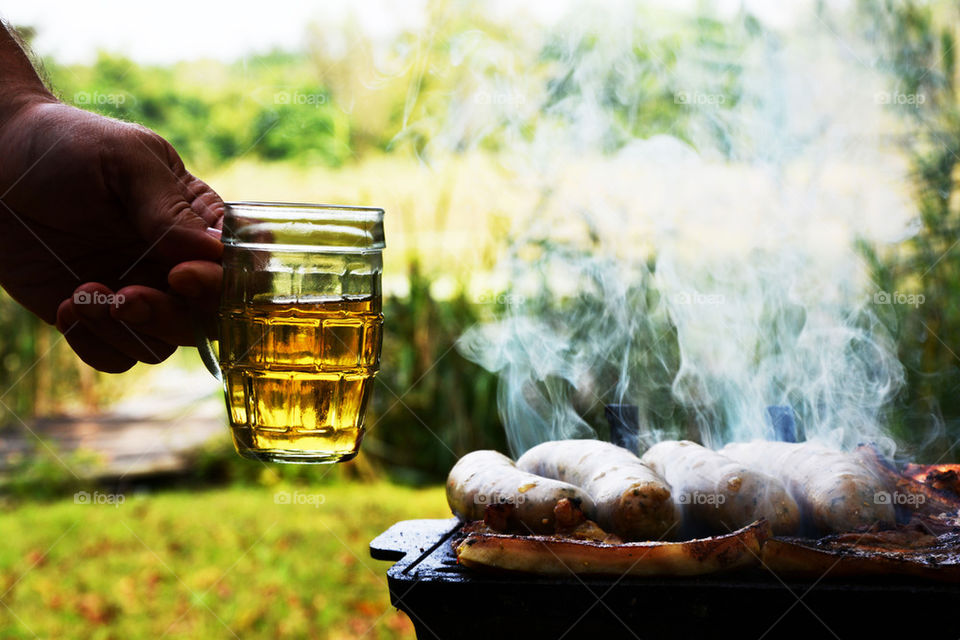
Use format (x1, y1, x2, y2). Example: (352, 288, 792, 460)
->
(858, 0, 960, 458)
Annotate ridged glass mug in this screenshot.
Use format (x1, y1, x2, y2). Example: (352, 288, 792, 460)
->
(198, 202, 385, 463)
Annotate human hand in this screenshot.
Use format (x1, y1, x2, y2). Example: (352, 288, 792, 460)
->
(0, 100, 224, 372)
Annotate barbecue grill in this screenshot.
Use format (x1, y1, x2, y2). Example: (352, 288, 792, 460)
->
(370, 518, 960, 639)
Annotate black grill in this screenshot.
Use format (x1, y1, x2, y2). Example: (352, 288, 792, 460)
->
(370, 518, 960, 639)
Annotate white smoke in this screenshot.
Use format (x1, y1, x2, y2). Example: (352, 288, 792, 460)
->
(424, 2, 916, 456)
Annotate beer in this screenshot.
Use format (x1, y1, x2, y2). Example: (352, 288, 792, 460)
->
(202, 201, 386, 463)
(219, 296, 383, 463)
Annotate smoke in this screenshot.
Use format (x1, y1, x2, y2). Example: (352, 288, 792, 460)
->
(418, 2, 916, 456)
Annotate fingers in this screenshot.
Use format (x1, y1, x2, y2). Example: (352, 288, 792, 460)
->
(184, 174, 225, 227)
(71, 285, 176, 364)
(109, 285, 200, 346)
(168, 261, 222, 338)
(168, 260, 222, 299)
(58, 283, 177, 372)
(57, 299, 136, 374)
(57, 260, 224, 371)
(105, 261, 222, 345)
(57, 254, 224, 371)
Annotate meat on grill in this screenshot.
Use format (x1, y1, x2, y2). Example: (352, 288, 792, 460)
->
(445, 440, 960, 581)
(445, 450, 595, 534)
(642, 440, 801, 536)
(761, 528, 960, 581)
(721, 440, 896, 534)
(516, 439, 680, 541)
(456, 519, 769, 576)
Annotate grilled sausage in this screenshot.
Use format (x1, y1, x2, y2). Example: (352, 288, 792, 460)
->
(721, 440, 895, 534)
(446, 450, 594, 534)
(517, 440, 680, 541)
(641, 440, 801, 536)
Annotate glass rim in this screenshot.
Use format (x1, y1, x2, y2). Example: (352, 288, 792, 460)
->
(222, 201, 385, 254)
(225, 201, 384, 220)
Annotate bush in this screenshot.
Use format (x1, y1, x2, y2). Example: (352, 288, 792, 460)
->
(858, 0, 960, 460)
(0, 440, 102, 501)
(46, 53, 352, 171)
(364, 261, 506, 483)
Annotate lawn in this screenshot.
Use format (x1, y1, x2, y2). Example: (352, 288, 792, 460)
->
(0, 482, 450, 639)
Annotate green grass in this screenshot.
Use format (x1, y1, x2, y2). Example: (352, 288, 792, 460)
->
(0, 482, 449, 639)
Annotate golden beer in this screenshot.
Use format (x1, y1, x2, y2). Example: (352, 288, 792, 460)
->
(220, 296, 383, 463)
(200, 201, 386, 463)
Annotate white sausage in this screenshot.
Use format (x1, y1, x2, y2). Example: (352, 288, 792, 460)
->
(721, 440, 895, 534)
(446, 450, 594, 533)
(517, 440, 680, 540)
(642, 440, 801, 536)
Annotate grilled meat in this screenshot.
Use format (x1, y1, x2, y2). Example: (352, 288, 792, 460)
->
(517, 439, 680, 541)
(722, 440, 895, 534)
(455, 519, 769, 576)
(857, 444, 960, 519)
(904, 463, 960, 495)
(448, 442, 960, 582)
(642, 440, 801, 536)
(446, 450, 594, 534)
(762, 527, 960, 582)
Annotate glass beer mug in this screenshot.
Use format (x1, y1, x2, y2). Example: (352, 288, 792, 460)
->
(198, 202, 385, 463)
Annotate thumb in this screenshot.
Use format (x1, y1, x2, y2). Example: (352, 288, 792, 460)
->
(109, 125, 223, 265)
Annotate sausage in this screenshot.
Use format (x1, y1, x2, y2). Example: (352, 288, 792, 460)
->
(721, 440, 895, 534)
(641, 440, 801, 536)
(445, 450, 594, 534)
(516, 440, 680, 541)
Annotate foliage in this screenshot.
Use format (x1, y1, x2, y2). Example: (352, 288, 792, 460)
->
(4, 2, 960, 485)
(366, 261, 506, 482)
(0, 483, 447, 638)
(538, 12, 753, 155)
(857, 0, 960, 459)
(0, 439, 102, 501)
(0, 293, 116, 433)
(0, 295, 45, 424)
(45, 52, 353, 171)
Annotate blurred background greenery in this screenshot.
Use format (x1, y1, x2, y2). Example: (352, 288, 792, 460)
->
(2, 0, 960, 637)
(3, 0, 958, 486)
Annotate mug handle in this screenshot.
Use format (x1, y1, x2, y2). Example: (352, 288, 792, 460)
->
(194, 313, 223, 382)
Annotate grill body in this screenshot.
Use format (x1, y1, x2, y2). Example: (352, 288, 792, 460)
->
(370, 518, 960, 639)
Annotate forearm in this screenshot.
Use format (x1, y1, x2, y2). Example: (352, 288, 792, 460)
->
(0, 21, 56, 125)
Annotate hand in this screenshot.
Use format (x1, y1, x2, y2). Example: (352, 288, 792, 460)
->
(0, 100, 224, 372)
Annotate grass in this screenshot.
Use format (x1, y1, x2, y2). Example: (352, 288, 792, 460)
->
(0, 482, 449, 639)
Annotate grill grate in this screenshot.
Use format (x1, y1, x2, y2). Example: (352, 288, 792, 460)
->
(370, 518, 960, 639)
